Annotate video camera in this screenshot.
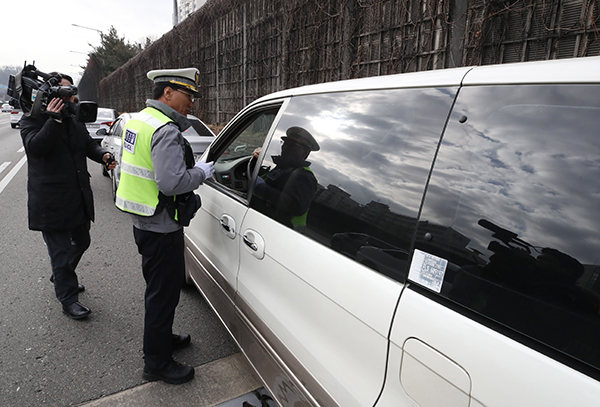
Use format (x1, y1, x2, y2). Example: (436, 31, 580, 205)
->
(7, 63, 97, 122)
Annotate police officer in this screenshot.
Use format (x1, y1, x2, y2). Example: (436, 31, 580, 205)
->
(252, 126, 319, 231)
(116, 68, 214, 385)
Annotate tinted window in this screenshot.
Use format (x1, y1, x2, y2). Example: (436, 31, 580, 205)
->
(414, 85, 600, 371)
(250, 87, 458, 282)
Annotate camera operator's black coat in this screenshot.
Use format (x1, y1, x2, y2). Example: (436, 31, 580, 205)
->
(20, 115, 108, 231)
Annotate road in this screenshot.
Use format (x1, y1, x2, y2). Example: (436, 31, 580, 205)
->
(0, 114, 259, 406)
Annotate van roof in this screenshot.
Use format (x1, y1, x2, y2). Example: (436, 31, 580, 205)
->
(251, 56, 600, 105)
(253, 66, 471, 103)
(462, 56, 600, 86)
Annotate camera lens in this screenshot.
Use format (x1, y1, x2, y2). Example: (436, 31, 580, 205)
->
(76, 102, 98, 123)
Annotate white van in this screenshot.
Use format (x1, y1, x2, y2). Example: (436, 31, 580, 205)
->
(185, 56, 600, 407)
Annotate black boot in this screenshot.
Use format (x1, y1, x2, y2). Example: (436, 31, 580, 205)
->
(142, 359, 195, 385)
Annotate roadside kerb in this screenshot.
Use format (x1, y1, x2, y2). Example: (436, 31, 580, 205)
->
(76, 353, 262, 407)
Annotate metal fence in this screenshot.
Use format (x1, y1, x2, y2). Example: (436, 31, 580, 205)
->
(97, 0, 600, 125)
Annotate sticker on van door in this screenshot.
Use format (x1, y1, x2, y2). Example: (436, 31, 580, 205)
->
(408, 249, 447, 293)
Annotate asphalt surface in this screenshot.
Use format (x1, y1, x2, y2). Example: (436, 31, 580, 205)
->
(0, 116, 258, 406)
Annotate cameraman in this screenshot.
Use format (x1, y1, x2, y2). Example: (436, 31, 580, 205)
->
(20, 73, 117, 320)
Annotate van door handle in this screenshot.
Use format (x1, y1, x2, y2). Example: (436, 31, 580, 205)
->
(242, 229, 265, 260)
(219, 215, 236, 239)
(220, 220, 232, 232)
(243, 236, 257, 251)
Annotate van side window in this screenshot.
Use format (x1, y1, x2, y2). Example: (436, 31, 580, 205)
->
(209, 108, 280, 199)
(415, 85, 600, 373)
(249, 88, 458, 282)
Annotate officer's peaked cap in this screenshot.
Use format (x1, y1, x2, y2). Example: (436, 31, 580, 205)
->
(147, 68, 200, 96)
(282, 126, 320, 151)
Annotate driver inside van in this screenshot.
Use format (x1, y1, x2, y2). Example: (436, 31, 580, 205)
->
(250, 126, 319, 231)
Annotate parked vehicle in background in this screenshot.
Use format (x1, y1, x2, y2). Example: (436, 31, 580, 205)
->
(86, 108, 119, 142)
(183, 115, 217, 161)
(99, 113, 131, 199)
(10, 109, 23, 128)
(184, 56, 600, 407)
(2, 103, 13, 112)
(99, 113, 215, 200)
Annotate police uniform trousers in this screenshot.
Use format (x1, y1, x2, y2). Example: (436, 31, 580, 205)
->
(42, 220, 91, 306)
(133, 226, 185, 370)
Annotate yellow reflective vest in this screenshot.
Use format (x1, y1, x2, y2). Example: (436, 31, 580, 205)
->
(287, 167, 313, 230)
(115, 107, 173, 216)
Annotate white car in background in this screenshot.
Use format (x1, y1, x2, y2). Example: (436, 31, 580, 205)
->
(182, 115, 217, 159)
(10, 109, 23, 128)
(2, 103, 13, 112)
(99, 113, 215, 200)
(86, 108, 119, 142)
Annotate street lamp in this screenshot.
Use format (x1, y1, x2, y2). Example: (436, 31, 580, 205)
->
(71, 24, 105, 102)
(70, 50, 90, 69)
(71, 24, 103, 35)
(69, 28, 105, 71)
(71, 25, 103, 63)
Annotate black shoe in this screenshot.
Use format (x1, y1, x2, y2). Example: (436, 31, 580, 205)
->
(142, 359, 195, 385)
(62, 302, 91, 320)
(172, 333, 191, 350)
(50, 275, 85, 292)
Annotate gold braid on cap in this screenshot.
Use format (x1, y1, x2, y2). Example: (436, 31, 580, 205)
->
(153, 77, 197, 92)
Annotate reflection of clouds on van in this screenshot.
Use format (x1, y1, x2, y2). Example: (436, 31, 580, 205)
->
(274, 88, 451, 217)
(426, 89, 600, 264)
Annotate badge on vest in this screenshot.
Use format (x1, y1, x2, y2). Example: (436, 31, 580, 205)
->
(123, 128, 138, 154)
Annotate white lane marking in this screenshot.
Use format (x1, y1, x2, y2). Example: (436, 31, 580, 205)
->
(17, 147, 25, 153)
(0, 162, 10, 174)
(0, 155, 27, 195)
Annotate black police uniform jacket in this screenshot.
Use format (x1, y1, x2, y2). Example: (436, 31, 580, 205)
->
(252, 156, 318, 228)
(20, 114, 108, 231)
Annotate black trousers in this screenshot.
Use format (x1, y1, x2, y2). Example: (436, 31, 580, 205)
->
(42, 221, 91, 306)
(133, 226, 185, 370)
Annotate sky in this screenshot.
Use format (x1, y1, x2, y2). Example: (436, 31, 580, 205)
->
(0, 0, 175, 83)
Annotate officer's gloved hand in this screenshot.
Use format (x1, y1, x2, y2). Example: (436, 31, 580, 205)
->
(194, 160, 215, 179)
